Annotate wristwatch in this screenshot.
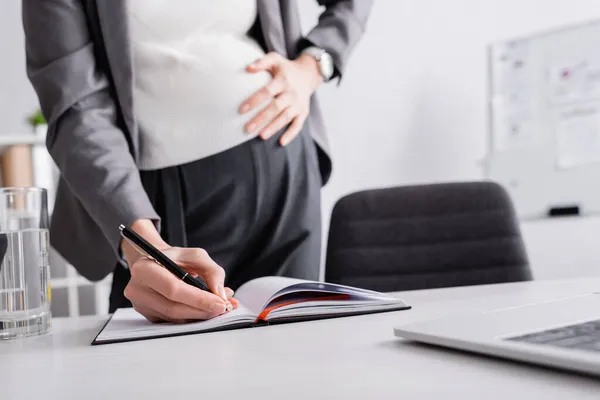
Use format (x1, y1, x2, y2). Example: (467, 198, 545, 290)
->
(301, 46, 335, 82)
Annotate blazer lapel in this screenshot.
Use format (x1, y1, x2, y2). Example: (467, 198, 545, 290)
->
(95, 0, 138, 155)
(257, 0, 287, 55)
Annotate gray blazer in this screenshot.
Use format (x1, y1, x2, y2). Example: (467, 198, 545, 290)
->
(22, 0, 373, 282)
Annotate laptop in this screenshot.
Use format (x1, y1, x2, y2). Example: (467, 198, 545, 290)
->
(394, 293, 600, 377)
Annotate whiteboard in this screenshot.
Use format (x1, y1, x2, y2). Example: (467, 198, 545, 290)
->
(485, 19, 600, 219)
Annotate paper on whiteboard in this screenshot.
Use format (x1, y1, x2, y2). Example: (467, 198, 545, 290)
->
(556, 104, 600, 169)
(492, 95, 535, 151)
(548, 59, 600, 106)
(490, 40, 536, 151)
(491, 41, 530, 97)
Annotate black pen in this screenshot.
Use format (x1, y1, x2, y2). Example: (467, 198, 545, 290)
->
(118, 224, 210, 292)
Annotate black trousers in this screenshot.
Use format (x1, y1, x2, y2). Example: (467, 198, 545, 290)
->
(109, 130, 322, 312)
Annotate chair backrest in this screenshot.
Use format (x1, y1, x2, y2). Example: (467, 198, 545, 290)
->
(325, 181, 532, 292)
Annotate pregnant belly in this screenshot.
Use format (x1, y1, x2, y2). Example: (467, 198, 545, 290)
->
(133, 36, 272, 139)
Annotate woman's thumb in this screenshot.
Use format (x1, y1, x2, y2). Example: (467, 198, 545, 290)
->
(178, 248, 228, 301)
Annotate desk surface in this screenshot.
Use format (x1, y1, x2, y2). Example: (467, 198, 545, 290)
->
(2, 277, 600, 399)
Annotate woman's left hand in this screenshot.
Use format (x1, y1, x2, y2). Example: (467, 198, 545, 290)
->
(240, 52, 324, 146)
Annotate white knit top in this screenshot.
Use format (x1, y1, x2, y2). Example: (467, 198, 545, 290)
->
(127, 0, 271, 170)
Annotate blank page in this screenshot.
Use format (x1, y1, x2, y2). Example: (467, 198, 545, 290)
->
(234, 277, 310, 314)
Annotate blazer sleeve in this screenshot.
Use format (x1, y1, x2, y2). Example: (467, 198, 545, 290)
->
(22, 0, 160, 258)
(301, 0, 374, 79)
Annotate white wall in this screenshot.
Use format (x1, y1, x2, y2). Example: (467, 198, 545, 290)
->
(298, 0, 600, 281)
(0, 1, 37, 134)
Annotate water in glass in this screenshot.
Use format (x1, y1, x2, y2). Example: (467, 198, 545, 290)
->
(0, 188, 51, 339)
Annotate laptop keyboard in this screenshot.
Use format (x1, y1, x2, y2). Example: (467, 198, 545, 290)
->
(507, 319, 600, 352)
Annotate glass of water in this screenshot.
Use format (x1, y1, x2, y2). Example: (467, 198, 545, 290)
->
(0, 187, 51, 339)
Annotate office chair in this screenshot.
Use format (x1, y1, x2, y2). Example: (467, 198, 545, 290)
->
(324, 181, 533, 292)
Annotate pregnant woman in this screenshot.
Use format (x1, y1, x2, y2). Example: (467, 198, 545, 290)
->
(22, 0, 372, 322)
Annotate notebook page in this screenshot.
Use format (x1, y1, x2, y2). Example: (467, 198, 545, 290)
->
(234, 277, 311, 315)
(235, 277, 402, 315)
(94, 305, 255, 344)
(272, 281, 397, 301)
(270, 301, 408, 320)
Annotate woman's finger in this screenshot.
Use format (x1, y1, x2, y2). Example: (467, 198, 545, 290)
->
(246, 51, 284, 72)
(280, 116, 305, 146)
(240, 76, 285, 115)
(225, 287, 238, 310)
(246, 92, 295, 137)
(173, 248, 229, 303)
(132, 286, 220, 322)
(124, 281, 167, 322)
(132, 256, 227, 313)
(229, 297, 240, 309)
(126, 279, 215, 323)
(259, 103, 296, 140)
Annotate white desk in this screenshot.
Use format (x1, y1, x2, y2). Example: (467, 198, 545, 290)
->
(2, 278, 599, 399)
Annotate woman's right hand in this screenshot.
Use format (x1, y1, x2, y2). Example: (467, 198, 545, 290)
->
(121, 220, 237, 323)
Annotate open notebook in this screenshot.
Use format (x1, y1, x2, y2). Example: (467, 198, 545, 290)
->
(92, 277, 410, 345)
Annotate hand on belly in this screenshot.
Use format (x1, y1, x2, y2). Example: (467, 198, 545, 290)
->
(239, 51, 324, 146)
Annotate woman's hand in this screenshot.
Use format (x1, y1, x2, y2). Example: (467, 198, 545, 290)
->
(121, 220, 238, 323)
(240, 52, 323, 146)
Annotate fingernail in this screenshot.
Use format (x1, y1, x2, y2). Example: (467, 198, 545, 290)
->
(246, 123, 256, 133)
(240, 104, 250, 113)
(218, 285, 228, 301)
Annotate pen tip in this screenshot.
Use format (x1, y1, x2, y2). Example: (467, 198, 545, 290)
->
(119, 224, 125, 231)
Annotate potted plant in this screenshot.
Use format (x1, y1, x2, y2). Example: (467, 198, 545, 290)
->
(26, 109, 47, 138)
(25, 109, 57, 210)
